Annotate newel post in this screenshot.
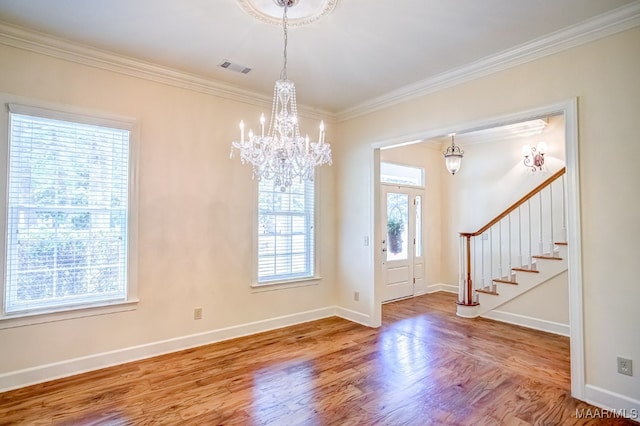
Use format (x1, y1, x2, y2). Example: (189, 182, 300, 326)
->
(457, 233, 479, 306)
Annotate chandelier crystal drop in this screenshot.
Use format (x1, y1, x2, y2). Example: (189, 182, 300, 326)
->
(230, 0, 332, 192)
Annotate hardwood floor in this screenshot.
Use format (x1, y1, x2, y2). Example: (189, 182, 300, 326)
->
(0, 292, 635, 425)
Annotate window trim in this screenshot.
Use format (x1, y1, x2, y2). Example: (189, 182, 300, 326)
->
(252, 173, 322, 289)
(0, 95, 139, 328)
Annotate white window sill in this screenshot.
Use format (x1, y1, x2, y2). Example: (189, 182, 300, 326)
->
(251, 276, 321, 293)
(0, 299, 139, 329)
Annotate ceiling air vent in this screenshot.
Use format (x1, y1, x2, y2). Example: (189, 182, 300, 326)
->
(218, 60, 252, 74)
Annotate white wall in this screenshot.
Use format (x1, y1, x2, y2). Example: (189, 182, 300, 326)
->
(493, 271, 569, 328)
(0, 43, 336, 381)
(335, 27, 640, 406)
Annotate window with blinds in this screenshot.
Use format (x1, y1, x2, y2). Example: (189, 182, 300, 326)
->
(4, 105, 132, 314)
(257, 178, 315, 284)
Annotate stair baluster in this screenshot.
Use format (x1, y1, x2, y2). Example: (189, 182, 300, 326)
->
(518, 207, 523, 268)
(498, 220, 503, 280)
(549, 183, 555, 254)
(481, 233, 486, 290)
(528, 199, 533, 269)
(471, 238, 482, 298)
(538, 192, 544, 257)
(508, 214, 514, 279)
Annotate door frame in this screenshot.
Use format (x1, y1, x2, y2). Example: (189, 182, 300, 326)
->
(371, 98, 584, 399)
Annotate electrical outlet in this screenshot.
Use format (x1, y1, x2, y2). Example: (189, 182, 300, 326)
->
(194, 307, 202, 320)
(617, 357, 632, 376)
(354, 291, 360, 302)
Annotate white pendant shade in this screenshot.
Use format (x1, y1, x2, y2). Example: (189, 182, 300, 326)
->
(445, 154, 462, 175)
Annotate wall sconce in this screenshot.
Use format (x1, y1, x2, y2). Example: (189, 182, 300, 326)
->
(443, 133, 463, 175)
(522, 141, 547, 172)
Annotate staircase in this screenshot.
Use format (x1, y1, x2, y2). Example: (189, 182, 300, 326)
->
(456, 168, 568, 318)
(463, 243, 568, 317)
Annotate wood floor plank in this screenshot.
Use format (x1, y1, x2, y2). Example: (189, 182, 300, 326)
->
(1, 292, 637, 425)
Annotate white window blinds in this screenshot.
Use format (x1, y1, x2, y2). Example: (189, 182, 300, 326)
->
(4, 106, 131, 314)
(257, 178, 315, 284)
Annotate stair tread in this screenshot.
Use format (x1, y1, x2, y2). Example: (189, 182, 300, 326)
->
(512, 267, 540, 273)
(476, 288, 499, 296)
(493, 279, 518, 285)
(532, 255, 563, 260)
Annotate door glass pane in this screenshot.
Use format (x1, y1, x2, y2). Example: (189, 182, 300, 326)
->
(415, 195, 422, 257)
(387, 193, 409, 261)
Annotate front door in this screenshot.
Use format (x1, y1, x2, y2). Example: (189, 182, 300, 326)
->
(381, 186, 424, 302)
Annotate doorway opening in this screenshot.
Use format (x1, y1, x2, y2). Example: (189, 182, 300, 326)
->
(371, 99, 584, 399)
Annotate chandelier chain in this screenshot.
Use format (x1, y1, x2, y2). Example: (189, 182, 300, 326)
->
(280, 3, 288, 80)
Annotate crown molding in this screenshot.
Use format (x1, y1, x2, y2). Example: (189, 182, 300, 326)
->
(0, 21, 334, 122)
(337, 1, 640, 122)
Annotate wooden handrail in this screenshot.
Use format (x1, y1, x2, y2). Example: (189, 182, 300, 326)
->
(460, 167, 566, 238)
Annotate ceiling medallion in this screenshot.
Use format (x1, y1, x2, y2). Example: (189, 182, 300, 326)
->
(236, 0, 338, 27)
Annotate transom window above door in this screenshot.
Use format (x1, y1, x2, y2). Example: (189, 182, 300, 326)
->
(380, 162, 424, 187)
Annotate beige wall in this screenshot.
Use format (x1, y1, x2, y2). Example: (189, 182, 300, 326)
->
(335, 28, 640, 401)
(0, 43, 336, 374)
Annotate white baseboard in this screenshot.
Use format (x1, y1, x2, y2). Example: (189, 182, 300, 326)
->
(334, 306, 372, 327)
(584, 384, 640, 421)
(481, 310, 570, 336)
(0, 306, 337, 393)
(425, 283, 458, 294)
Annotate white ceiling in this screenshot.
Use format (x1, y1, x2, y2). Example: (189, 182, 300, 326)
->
(0, 0, 636, 115)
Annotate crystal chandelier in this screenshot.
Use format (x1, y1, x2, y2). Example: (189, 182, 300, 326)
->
(230, 0, 332, 191)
